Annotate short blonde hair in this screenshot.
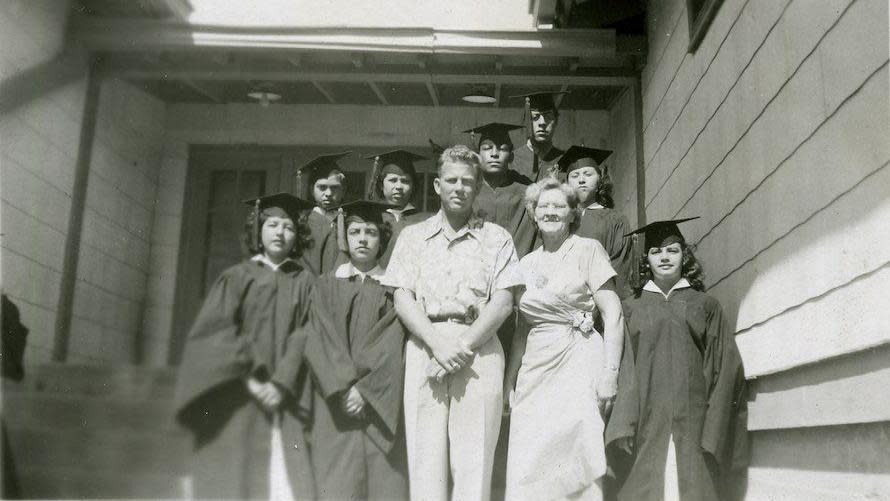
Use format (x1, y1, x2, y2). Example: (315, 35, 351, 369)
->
(437, 145, 481, 181)
(524, 177, 582, 231)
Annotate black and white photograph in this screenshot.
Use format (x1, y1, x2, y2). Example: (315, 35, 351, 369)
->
(1, 0, 888, 499)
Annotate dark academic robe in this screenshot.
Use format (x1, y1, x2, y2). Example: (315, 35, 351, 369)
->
(511, 142, 565, 182)
(574, 207, 635, 298)
(302, 210, 341, 276)
(473, 170, 538, 259)
(174, 259, 316, 500)
(606, 288, 748, 501)
(379, 207, 430, 268)
(305, 274, 408, 501)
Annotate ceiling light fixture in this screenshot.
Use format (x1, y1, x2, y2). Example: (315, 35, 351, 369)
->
(462, 87, 496, 104)
(247, 83, 282, 107)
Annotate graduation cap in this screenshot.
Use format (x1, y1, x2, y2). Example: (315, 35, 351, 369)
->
(365, 149, 427, 200)
(510, 90, 569, 112)
(335, 199, 398, 252)
(294, 151, 351, 198)
(463, 123, 523, 149)
(624, 217, 700, 249)
(243, 192, 315, 249)
(556, 145, 613, 173)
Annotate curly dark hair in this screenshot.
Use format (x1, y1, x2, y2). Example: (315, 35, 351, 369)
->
(243, 210, 313, 260)
(634, 243, 705, 295)
(371, 170, 419, 204)
(344, 216, 393, 259)
(592, 164, 615, 209)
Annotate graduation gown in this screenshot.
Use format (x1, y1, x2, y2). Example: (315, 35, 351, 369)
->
(302, 210, 341, 276)
(605, 288, 748, 501)
(574, 207, 635, 298)
(511, 142, 565, 183)
(473, 170, 538, 259)
(174, 259, 316, 500)
(379, 207, 430, 268)
(305, 274, 408, 500)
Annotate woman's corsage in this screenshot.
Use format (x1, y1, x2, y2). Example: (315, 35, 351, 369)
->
(571, 310, 595, 334)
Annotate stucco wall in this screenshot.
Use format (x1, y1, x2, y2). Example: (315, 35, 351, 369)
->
(640, 0, 890, 498)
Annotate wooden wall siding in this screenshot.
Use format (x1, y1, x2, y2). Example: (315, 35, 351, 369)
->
(1, 0, 82, 365)
(640, 0, 890, 498)
(607, 88, 639, 226)
(67, 79, 167, 364)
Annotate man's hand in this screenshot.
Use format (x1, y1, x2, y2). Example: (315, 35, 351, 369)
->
(429, 335, 474, 373)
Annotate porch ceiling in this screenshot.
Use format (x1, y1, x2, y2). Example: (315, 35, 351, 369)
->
(72, 13, 646, 110)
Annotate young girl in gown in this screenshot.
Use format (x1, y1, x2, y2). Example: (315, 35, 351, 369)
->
(559, 146, 635, 298)
(606, 218, 748, 501)
(305, 200, 409, 500)
(174, 193, 317, 500)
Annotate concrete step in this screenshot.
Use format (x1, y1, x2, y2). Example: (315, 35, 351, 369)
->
(16, 465, 188, 499)
(5, 424, 190, 476)
(4, 392, 181, 434)
(7, 363, 178, 399)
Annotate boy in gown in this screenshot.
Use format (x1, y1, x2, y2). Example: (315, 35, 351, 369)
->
(466, 122, 538, 258)
(558, 145, 635, 298)
(174, 193, 317, 500)
(606, 218, 748, 501)
(365, 149, 431, 267)
(297, 151, 351, 276)
(510, 91, 569, 183)
(305, 200, 409, 501)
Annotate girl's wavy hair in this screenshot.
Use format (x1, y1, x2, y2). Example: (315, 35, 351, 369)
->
(634, 242, 706, 294)
(524, 177, 582, 233)
(343, 215, 393, 259)
(243, 209, 313, 260)
(591, 164, 615, 208)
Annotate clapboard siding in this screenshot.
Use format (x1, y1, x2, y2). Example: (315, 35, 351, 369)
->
(640, 0, 890, 497)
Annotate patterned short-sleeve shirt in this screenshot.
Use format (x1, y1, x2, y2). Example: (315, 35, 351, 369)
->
(380, 210, 522, 321)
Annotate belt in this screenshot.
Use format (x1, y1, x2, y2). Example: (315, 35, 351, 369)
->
(428, 314, 473, 325)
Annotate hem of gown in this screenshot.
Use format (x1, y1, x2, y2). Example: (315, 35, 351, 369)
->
(508, 455, 606, 501)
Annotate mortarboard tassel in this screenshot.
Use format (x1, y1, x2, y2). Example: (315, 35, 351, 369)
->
(252, 199, 261, 251)
(366, 155, 381, 200)
(336, 207, 349, 253)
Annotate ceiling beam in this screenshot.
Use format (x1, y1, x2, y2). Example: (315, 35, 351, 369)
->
(554, 83, 570, 108)
(100, 59, 637, 87)
(367, 81, 389, 105)
(73, 17, 625, 58)
(311, 81, 337, 104)
(181, 78, 223, 103)
(425, 80, 439, 107)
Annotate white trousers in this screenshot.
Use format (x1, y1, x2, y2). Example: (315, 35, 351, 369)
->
(403, 325, 504, 501)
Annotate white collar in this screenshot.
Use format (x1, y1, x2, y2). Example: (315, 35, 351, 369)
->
(386, 203, 414, 221)
(585, 202, 605, 210)
(334, 262, 385, 281)
(252, 254, 293, 271)
(643, 278, 691, 299)
(313, 206, 338, 220)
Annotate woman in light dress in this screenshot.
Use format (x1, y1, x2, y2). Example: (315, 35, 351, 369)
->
(504, 178, 625, 501)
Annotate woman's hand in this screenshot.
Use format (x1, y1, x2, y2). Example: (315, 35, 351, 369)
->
(246, 377, 284, 411)
(342, 386, 366, 417)
(596, 367, 619, 416)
